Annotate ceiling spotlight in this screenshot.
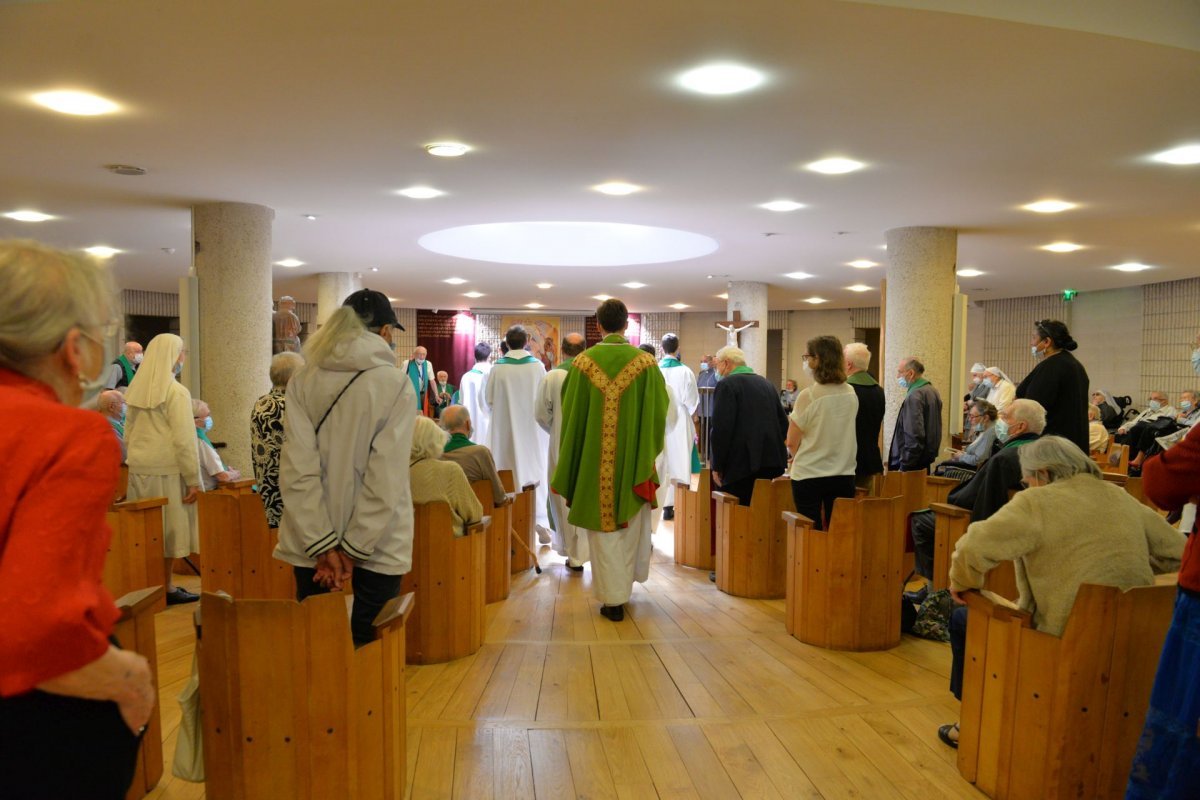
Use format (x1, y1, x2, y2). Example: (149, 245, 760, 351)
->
(525, 302, 544, 309)
(759, 200, 805, 212)
(846, 284, 872, 292)
(676, 62, 765, 95)
(3, 210, 55, 222)
(463, 291, 485, 298)
(275, 258, 304, 268)
(83, 245, 121, 258)
(804, 297, 828, 304)
(785, 272, 813, 280)
(847, 259, 878, 269)
(536, 282, 554, 289)
(805, 157, 865, 175)
(716, 292, 729, 300)
(669, 303, 690, 310)
(396, 186, 444, 199)
(592, 294, 612, 301)
(32, 89, 119, 116)
(1112, 262, 1153, 272)
(592, 181, 643, 196)
(956, 268, 984, 278)
(1022, 199, 1076, 214)
(443, 277, 467, 285)
(425, 142, 471, 157)
(1041, 242, 1084, 253)
(303, 214, 318, 221)
(622, 281, 647, 289)
(1150, 144, 1200, 166)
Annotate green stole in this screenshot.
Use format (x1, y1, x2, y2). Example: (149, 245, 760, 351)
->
(659, 357, 683, 368)
(444, 432, 474, 453)
(117, 355, 135, 385)
(847, 371, 878, 386)
(495, 354, 537, 365)
(406, 361, 428, 408)
(729, 365, 755, 376)
(906, 377, 930, 394)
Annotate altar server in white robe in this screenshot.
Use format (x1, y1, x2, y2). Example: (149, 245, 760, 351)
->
(487, 325, 552, 537)
(536, 333, 590, 568)
(640, 344, 682, 531)
(455, 342, 493, 447)
(658, 333, 699, 517)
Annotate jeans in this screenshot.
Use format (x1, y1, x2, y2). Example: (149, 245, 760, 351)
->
(295, 565, 403, 647)
(790, 475, 857, 531)
(949, 605, 968, 700)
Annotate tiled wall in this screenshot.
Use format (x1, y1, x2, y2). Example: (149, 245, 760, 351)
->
(1142, 277, 1200, 399)
(980, 294, 1067, 385)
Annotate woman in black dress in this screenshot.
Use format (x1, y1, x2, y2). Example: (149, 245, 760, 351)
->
(1016, 319, 1090, 453)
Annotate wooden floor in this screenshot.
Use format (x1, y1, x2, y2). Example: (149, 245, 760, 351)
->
(146, 522, 984, 799)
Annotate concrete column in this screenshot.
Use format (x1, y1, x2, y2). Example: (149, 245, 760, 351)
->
(727, 280, 768, 375)
(193, 202, 274, 473)
(883, 226, 957, 460)
(316, 271, 363, 327)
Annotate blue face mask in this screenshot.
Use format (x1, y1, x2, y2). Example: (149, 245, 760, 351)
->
(995, 418, 1010, 442)
(897, 376, 909, 390)
(981, 378, 994, 390)
(1192, 348, 1200, 377)
(700, 362, 709, 371)
(1149, 400, 1163, 411)
(1181, 400, 1193, 411)
(173, 361, 183, 377)
(203, 417, 213, 432)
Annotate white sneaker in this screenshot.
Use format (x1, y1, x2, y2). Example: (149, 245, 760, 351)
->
(536, 525, 552, 544)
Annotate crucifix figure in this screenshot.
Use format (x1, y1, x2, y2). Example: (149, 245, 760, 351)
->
(715, 310, 759, 347)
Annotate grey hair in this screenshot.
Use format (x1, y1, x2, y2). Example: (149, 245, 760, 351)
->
(844, 342, 871, 371)
(269, 351, 304, 388)
(715, 345, 746, 365)
(191, 398, 210, 418)
(1018, 436, 1101, 483)
(1005, 398, 1047, 433)
(0, 240, 115, 372)
(410, 415, 449, 462)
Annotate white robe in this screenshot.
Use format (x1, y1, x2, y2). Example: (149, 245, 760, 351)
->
(651, 384, 681, 530)
(486, 355, 550, 528)
(588, 505, 652, 606)
(457, 361, 492, 446)
(536, 366, 589, 564)
(659, 360, 699, 507)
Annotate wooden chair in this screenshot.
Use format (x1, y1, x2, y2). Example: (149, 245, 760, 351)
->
(199, 591, 415, 800)
(198, 489, 294, 600)
(671, 469, 714, 570)
(115, 586, 165, 800)
(957, 578, 1177, 799)
(712, 477, 795, 599)
(406, 502, 489, 664)
(929, 502, 1019, 600)
(784, 495, 904, 651)
(1101, 470, 1129, 488)
(499, 470, 538, 573)
(1098, 441, 1130, 475)
(104, 497, 167, 613)
(470, 479, 511, 603)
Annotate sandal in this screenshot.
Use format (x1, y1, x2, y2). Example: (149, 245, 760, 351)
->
(937, 723, 959, 749)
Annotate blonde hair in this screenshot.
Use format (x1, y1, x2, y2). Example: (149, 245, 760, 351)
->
(303, 305, 366, 367)
(0, 240, 114, 372)
(411, 415, 449, 462)
(269, 352, 304, 387)
(715, 346, 746, 365)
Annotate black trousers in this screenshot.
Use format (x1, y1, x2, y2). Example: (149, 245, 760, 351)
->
(949, 605, 968, 700)
(0, 690, 140, 799)
(790, 475, 856, 531)
(910, 510, 936, 580)
(295, 565, 403, 647)
(718, 468, 782, 506)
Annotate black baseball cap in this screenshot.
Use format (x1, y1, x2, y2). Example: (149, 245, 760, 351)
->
(343, 289, 404, 330)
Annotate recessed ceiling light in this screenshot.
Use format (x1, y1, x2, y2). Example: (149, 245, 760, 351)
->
(716, 292, 729, 300)
(275, 258, 304, 268)
(369, 266, 379, 272)
(32, 89, 119, 116)
(956, 268, 984, 277)
(425, 142, 471, 157)
(804, 297, 828, 304)
(1041, 242, 1084, 253)
(805, 157, 865, 175)
(846, 284, 872, 292)
(676, 62, 765, 95)
(622, 281, 647, 289)
(592, 181, 643, 196)
(83, 245, 121, 258)
(669, 303, 689, 310)
(847, 259, 878, 269)
(1112, 262, 1153, 272)
(1022, 199, 1076, 214)
(592, 294, 612, 301)
(463, 291, 485, 298)
(397, 186, 444, 199)
(759, 200, 805, 212)
(525, 302, 544, 309)
(303, 214, 318, 221)
(3, 210, 55, 222)
(785, 272, 814, 280)
(443, 277, 467, 285)
(536, 282, 554, 289)
(1150, 144, 1200, 166)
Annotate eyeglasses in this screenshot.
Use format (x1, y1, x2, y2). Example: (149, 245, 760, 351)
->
(802, 353, 814, 359)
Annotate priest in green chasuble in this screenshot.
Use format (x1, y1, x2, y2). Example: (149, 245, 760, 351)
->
(552, 299, 668, 621)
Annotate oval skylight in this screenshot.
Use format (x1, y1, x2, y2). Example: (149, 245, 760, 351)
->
(419, 221, 718, 266)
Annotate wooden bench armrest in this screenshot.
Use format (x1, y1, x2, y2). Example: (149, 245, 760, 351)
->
(218, 478, 256, 491)
(521, 481, 539, 492)
(110, 496, 169, 512)
(929, 502, 970, 518)
(670, 478, 691, 490)
(115, 585, 165, 620)
(467, 515, 492, 536)
(711, 491, 738, 505)
(781, 510, 816, 529)
(373, 591, 415, 632)
(963, 589, 1032, 624)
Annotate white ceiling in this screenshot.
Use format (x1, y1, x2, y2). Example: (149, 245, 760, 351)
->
(0, 0, 1197, 313)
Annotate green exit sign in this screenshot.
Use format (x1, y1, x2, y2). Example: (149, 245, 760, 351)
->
(1062, 289, 1078, 302)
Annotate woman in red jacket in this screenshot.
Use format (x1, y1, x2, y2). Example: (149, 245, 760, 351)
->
(0, 241, 156, 799)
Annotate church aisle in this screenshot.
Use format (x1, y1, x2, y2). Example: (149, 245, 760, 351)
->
(145, 525, 984, 799)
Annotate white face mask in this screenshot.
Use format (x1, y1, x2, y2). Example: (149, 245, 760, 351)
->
(802, 362, 814, 377)
(132, 352, 143, 365)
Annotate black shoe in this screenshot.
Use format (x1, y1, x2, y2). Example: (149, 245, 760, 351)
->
(709, 571, 716, 582)
(567, 563, 584, 572)
(166, 587, 200, 605)
(937, 723, 959, 749)
(600, 604, 625, 622)
(662, 506, 675, 521)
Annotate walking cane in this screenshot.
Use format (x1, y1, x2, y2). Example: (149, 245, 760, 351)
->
(510, 526, 542, 574)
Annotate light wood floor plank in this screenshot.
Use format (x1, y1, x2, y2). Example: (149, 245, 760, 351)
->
(599, 726, 659, 800)
(492, 727, 536, 799)
(529, 728, 578, 800)
(634, 725, 702, 799)
(451, 727, 493, 800)
(410, 726, 456, 800)
(699, 723, 786, 800)
(563, 729, 619, 800)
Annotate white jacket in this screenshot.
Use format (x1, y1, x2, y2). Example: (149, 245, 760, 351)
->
(275, 333, 416, 575)
(125, 381, 201, 485)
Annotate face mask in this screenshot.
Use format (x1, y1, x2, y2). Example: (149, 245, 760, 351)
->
(981, 378, 994, 390)
(897, 376, 909, 390)
(973, 422, 983, 432)
(174, 361, 183, 377)
(971, 376, 981, 385)
(203, 417, 213, 431)
(1149, 400, 1163, 411)
(1192, 348, 1200, 377)
(995, 418, 1010, 442)
(699, 362, 709, 372)
(1030, 345, 1041, 358)
(802, 362, 814, 377)
(77, 329, 114, 405)
(415, 356, 425, 364)
(132, 353, 143, 365)
(1181, 400, 1193, 411)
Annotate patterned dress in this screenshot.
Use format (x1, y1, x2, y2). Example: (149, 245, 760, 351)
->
(250, 387, 287, 527)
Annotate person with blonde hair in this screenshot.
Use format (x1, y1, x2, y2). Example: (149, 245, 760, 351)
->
(0, 240, 155, 797)
(410, 416, 483, 537)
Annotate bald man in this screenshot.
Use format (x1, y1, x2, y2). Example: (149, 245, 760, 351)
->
(104, 341, 143, 390)
(98, 389, 127, 460)
(536, 333, 589, 569)
(399, 346, 438, 414)
(441, 405, 507, 506)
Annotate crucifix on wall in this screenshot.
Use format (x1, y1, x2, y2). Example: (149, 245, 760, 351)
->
(715, 310, 759, 347)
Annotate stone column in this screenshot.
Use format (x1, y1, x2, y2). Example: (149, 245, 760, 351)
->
(316, 271, 363, 327)
(883, 226, 957, 461)
(193, 202, 274, 473)
(727, 280, 768, 375)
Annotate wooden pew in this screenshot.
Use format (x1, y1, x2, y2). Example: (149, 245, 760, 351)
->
(712, 477, 795, 599)
(104, 497, 167, 614)
(671, 469, 714, 570)
(406, 502, 489, 664)
(115, 463, 129, 502)
(470, 479, 512, 603)
(957, 578, 1177, 799)
(784, 495, 904, 651)
(199, 591, 415, 800)
(499, 469, 537, 573)
(929, 502, 1019, 601)
(114, 586, 166, 800)
(925, 475, 960, 505)
(198, 489, 294, 600)
(174, 479, 260, 576)
(1097, 441, 1130, 475)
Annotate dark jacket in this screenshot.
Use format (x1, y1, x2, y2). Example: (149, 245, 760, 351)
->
(710, 371, 788, 486)
(946, 433, 1039, 522)
(1016, 351, 1090, 453)
(887, 381, 943, 471)
(847, 372, 884, 476)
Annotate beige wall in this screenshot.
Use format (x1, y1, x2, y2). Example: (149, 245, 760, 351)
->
(786, 309, 855, 390)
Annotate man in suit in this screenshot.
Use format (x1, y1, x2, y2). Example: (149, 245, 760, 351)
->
(708, 345, 788, 506)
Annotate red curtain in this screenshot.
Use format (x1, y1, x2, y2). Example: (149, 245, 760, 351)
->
(416, 310, 477, 385)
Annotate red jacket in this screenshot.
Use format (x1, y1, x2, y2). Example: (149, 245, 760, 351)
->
(0, 368, 121, 696)
(1142, 424, 1200, 595)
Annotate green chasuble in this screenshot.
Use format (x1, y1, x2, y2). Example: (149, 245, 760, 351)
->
(444, 432, 474, 453)
(116, 354, 135, 385)
(551, 334, 669, 532)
